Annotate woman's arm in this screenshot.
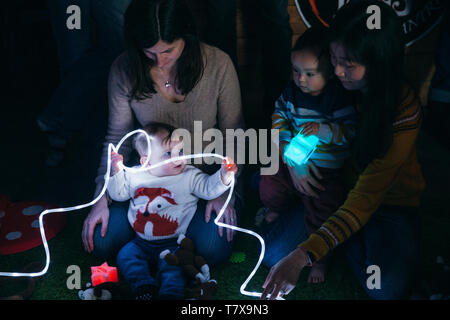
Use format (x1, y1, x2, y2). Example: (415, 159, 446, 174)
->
(204, 51, 244, 241)
(215, 50, 245, 203)
(83, 55, 134, 253)
(216, 50, 245, 161)
(95, 54, 135, 187)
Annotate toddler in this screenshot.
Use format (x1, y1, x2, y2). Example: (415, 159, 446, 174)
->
(259, 26, 356, 284)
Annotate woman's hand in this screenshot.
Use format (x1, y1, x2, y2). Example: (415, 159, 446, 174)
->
(261, 248, 308, 300)
(205, 196, 237, 242)
(82, 194, 110, 253)
(287, 161, 325, 198)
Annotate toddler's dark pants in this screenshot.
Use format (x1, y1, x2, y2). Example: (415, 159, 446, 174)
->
(117, 237, 185, 299)
(259, 160, 349, 264)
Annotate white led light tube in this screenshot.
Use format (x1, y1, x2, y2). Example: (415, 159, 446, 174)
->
(0, 129, 284, 300)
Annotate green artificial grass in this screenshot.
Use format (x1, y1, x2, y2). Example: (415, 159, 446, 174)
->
(0, 207, 369, 300)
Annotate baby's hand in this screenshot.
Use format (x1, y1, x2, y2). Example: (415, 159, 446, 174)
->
(298, 122, 320, 137)
(220, 157, 237, 185)
(110, 151, 123, 176)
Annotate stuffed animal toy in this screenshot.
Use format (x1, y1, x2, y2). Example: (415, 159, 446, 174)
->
(160, 234, 219, 299)
(185, 280, 218, 300)
(78, 281, 131, 300)
(160, 234, 211, 283)
(78, 282, 112, 300)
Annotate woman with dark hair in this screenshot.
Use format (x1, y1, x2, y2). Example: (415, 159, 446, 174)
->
(123, 0, 204, 101)
(81, 0, 245, 266)
(260, 1, 425, 299)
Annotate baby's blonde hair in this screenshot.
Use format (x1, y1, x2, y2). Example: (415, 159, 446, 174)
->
(133, 122, 177, 157)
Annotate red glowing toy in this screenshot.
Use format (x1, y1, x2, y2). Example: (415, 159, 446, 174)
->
(91, 262, 118, 286)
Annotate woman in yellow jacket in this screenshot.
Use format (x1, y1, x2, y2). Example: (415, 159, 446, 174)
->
(261, 1, 425, 300)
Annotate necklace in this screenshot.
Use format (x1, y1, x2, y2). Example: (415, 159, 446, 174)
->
(165, 80, 171, 88)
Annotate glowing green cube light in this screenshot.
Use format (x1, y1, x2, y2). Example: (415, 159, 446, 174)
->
(283, 132, 319, 168)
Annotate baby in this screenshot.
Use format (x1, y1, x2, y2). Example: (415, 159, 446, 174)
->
(107, 122, 236, 300)
(259, 26, 357, 284)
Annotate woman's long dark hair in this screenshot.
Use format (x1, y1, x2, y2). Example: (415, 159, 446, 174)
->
(329, 1, 406, 170)
(124, 0, 204, 100)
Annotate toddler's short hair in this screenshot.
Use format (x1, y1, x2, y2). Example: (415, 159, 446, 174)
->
(133, 121, 177, 156)
(292, 26, 333, 79)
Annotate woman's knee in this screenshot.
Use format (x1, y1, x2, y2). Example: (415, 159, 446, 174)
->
(189, 222, 233, 266)
(345, 239, 417, 299)
(92, 228, 113, 260)
(92, 201, 134, 260)
(186, 200, 237, 266)
(116, 241, 133, 269)
(364, 272, 414, 300)
(198, 237, 233, 266)
(260, 206, 308, 268)
(262, 253, 278, 269)
(261, 239, 295, 269)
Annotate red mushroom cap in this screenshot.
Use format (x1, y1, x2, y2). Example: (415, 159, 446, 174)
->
(0, 198, 66, 255)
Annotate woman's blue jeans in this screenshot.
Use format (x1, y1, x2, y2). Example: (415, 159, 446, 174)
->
(92, 198, 241, 266)
(260, 202, 421, 300)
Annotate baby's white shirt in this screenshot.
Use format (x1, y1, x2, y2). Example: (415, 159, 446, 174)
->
(107, 165, 230, 241)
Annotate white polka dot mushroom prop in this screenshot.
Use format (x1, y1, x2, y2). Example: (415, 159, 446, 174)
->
(0, 198, 67, 255)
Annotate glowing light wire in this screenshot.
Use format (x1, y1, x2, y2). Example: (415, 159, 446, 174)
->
(0, 129, 283, 300)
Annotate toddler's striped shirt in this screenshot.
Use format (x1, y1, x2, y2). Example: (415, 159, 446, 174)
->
(272, 80, 357, 169)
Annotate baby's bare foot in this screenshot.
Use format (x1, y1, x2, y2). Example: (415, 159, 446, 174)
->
(307, 263, 327, 284)
(264, 211, 280, 224)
